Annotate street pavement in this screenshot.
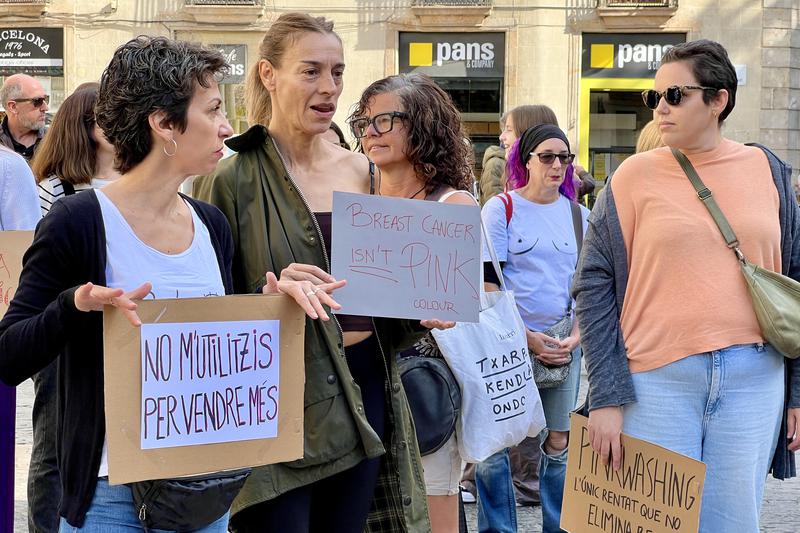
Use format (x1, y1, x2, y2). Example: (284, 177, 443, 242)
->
(13, 371, 800, 532)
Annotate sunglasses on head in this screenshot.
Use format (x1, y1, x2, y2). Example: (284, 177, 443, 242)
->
(12, 95, 49, 108)
(530, 152, 575, 165)
(641, 85, 716, 110)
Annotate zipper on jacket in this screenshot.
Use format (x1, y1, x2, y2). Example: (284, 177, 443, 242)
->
(271, 141, 345, 343)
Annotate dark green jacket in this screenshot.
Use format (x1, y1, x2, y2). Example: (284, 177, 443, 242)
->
(193, 125, 431, 532)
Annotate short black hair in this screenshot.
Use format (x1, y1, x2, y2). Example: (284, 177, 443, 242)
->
(95, 36, 228, 173)
(661, 39, 737, 123)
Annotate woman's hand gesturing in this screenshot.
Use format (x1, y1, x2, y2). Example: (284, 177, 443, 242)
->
(74, 281, 153, 327)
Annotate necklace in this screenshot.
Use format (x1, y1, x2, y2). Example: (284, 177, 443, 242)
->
(380, 183, 427, 199)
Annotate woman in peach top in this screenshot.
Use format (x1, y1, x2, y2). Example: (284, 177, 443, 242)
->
(573, 39, 799, 532)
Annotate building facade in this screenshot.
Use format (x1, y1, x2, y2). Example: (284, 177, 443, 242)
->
(1, 0, 798, 187)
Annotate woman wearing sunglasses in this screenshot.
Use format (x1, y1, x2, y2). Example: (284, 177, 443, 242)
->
(483, 124, 589, 533)
(573, 39, 799, 531)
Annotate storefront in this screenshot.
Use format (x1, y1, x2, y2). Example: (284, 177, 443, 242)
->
(0, 27, 65, 115)
(210, 43, 248, 133)
(398, 31, 505, 169)
(579, 32, 685, 189)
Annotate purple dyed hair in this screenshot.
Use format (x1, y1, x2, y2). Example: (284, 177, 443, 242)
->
(505, 138, 577, 202)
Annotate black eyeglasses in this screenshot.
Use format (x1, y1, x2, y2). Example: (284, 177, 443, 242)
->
(11, 95, 49, 108)
(349, 111, 408, 139)
(530, 152, 575, 165)
(641, 85, 717, 110)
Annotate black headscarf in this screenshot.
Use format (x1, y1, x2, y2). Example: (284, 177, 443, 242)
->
(517, 124, 570, 167)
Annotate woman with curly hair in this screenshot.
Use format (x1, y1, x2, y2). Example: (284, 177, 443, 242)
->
(348, 73, 474, 533)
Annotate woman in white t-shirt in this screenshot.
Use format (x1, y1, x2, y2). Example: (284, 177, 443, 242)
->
(26, 81, 122, 532)
(482, 124, 588, 533)
(0, 37, 342, 533)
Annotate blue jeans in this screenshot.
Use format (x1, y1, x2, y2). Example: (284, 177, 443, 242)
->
(475, 448, 516, 533)
(30, 362, 61, 533)
(623, 343, 784, 533)
(58, 478, 229, 532)
(538, 348, 581, 533)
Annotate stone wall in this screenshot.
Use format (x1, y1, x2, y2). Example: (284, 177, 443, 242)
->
(761, 0, 800, 178)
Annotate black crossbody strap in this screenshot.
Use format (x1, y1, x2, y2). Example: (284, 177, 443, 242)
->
(671, 148, 743, 259)
(569, 201, 583, 259)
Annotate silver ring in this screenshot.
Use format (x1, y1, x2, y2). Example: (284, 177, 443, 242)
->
(305, 290, 316, 297)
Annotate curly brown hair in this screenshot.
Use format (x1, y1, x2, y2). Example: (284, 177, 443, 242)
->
(349, 74, 473, 194)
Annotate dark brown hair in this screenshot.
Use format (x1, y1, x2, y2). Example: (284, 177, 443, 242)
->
(31, 82, 98, 184)
(349, 73, 473, 193)
(246, 13, 339, 126)
(95, 36, 228, 173)
(661, 39, 737, 123)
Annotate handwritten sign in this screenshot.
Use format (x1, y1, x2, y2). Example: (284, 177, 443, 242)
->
(562, 414, 706, 533)
(103, 294, 305, 485)
(140, 320, 280, 449)
(0, 231, 34, 320)
(331, 191, 481, 322)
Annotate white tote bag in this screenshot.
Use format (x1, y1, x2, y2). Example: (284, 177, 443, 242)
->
(431, 192, 545, 463)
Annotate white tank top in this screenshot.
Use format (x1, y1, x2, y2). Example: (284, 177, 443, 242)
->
(95, 189, 225, 476)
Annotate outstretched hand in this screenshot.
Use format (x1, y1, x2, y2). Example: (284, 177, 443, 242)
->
(74, 281, 152, 327)
(262, 271, 345, 320)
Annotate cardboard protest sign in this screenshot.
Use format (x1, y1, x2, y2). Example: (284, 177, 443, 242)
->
(562, 414, 706, 533)
(0, 231, 33, 320)
(331, 191, 481, 322)
(103, 294, 305, 485)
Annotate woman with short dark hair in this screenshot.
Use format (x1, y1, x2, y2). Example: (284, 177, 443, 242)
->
(0, 35, 336, 532)
(574, 39, 799, 531)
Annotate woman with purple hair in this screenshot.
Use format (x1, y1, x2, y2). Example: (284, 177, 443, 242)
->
(482, 124, 588, 533)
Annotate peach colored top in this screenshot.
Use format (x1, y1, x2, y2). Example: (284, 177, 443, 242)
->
(611, 140, 780, 372)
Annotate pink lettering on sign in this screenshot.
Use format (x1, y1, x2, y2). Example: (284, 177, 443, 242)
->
(332, 192, 482, 322)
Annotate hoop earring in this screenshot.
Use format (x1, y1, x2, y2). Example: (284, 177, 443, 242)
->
(163, 139, 178, 157)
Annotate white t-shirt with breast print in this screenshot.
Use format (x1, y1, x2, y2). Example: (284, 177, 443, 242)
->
(481, 191, 589, 332)
(94, 189, 225, 477)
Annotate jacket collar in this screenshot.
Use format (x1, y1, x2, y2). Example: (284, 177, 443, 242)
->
(225, 124, 268, 153)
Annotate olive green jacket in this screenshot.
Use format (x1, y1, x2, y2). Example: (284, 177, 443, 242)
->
(193, 125, 431, 533)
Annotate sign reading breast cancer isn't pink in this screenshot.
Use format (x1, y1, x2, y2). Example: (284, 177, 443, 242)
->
(331, 192, 481, 322)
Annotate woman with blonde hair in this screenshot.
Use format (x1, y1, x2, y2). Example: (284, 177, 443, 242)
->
(635, 119, 664, 153)
(195, 12, 438, 533)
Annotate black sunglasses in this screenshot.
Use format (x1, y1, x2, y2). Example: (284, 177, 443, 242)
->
(11, 95, 49, 108)
(530, 152, 575, 165)
(349, 111, 408, 139)
(641, 85, 717, 110)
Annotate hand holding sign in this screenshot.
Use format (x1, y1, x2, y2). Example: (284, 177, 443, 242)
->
(261, 271, 345, 321)
(76, 281, 152, 327)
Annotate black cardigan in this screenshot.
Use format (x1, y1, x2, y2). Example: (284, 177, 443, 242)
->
(0, 190, 234, 526)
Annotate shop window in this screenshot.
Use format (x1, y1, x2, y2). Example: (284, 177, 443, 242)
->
(434, 78, 502, 121)
(587, 89, 651, 190)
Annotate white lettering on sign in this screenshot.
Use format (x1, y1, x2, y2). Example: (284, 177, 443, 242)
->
(436, 41, 495, 68)
(0, 30, 50, 54)
(617, 43, 674, 70)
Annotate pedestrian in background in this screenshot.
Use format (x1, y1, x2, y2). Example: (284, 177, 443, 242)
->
(19, 81, 121, 533)
(485, 124, 588, 533)
(349, 72, 474, 533)
(0, 74, 48, 161)
(477, 115, 506, 205)
(573, 39, 799, 532)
